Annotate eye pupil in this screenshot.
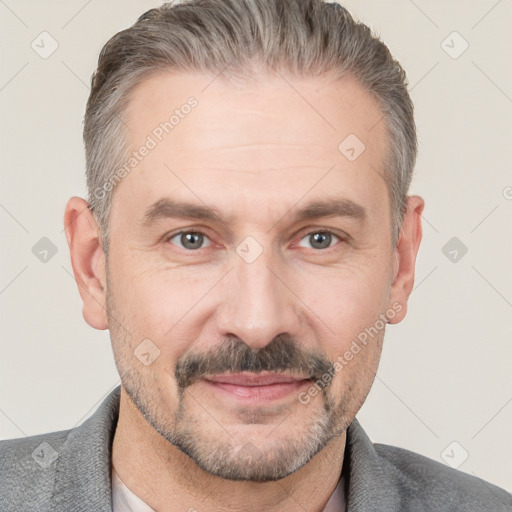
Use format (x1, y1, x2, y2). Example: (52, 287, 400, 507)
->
(310, 232, 332, 249)
(181, 232, 203, 250)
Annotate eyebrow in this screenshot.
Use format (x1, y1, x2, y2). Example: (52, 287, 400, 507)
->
(141, 197, 366, 228)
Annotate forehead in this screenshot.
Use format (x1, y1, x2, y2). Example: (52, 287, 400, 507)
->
(113, 69, 389, 227)
(124, 69, 387, 160)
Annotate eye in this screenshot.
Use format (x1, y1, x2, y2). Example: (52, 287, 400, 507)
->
(297, 230, 341, 250)
(167, 231, 212, 250)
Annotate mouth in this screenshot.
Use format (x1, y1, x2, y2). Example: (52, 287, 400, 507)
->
(201, 372, 312, 401)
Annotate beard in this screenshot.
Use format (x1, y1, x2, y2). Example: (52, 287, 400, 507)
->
(105, 269, 372, 482)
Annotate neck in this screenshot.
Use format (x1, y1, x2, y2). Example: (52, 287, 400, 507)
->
(112, 387, 346, 512)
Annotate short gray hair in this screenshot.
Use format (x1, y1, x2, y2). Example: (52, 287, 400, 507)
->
(84, 0, 417, 253)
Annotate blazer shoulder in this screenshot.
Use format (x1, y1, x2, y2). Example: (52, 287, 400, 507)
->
(374, 442, 512, 511)
(1, 427, 72, 459)
(0, 427, 73, 477)
(0, 428, 75, 511)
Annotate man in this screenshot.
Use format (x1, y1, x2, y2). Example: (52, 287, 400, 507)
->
(1, 0, 510, 510)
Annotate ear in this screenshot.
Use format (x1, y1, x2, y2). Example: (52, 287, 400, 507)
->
(63, 196, 108, 330)
(387, 195, 424, 324)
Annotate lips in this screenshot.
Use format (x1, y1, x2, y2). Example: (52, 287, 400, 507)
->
(203, 372, 311, 386)
(201, 373, 312, 402)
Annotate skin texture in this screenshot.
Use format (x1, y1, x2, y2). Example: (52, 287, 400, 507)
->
(64, 70, 424, 512)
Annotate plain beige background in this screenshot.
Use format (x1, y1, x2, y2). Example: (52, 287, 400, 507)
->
(1, 0, 511, 492)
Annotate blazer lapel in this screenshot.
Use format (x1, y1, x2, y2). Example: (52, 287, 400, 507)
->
(344, 419, 402, 511)
(51, 385, 121, 511)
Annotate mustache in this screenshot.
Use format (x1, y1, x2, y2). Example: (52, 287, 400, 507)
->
(174, 334, 334, 390)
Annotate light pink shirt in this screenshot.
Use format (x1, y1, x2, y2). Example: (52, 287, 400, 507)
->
(112, 465, 346, 512)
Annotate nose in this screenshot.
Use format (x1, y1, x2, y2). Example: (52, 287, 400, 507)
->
(214, 243, 300, 350)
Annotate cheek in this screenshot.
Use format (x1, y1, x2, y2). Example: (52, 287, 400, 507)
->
(107, 258, 182, 349)
(316, 267, 389, 403)
(302, 264, 391, 347)
(111, 261, 223, 371)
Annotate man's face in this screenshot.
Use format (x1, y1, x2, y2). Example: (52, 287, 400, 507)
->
(105, 70, 396, 481)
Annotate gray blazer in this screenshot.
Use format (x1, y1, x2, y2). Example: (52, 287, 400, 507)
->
(1, 386, 511, 511)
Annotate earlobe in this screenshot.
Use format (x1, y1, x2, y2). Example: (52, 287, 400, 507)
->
(64, 196, 109, 330)
(387, 195, 425, 325)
